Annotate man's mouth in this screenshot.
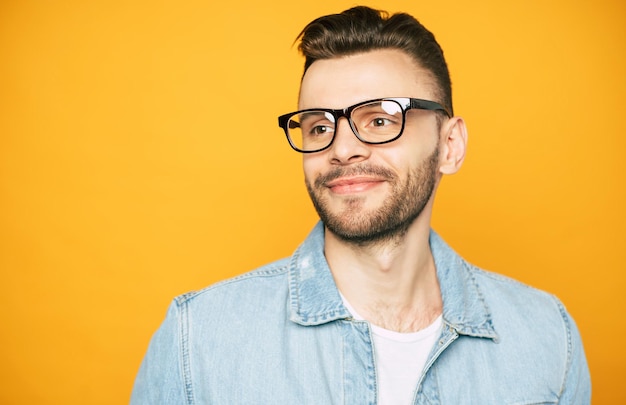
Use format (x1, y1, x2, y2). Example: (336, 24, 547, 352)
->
(313, 165, 395, 195)
(324, 176, 386, 194)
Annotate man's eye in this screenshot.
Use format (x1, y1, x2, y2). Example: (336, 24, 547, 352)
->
(310, 125, 332, 135)
(370, 116, 397, 127)
(372, 117, 391, 127)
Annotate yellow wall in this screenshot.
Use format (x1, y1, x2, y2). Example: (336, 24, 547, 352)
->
(1, 0, 624, 403)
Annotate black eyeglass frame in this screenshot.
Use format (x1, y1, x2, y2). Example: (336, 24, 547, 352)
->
(277, 97, 451, 153)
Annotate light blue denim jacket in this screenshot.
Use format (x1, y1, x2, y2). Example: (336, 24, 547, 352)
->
(131, 222, 590, 404)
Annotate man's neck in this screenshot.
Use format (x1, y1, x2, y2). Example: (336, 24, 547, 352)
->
(324, 217, 443, 333)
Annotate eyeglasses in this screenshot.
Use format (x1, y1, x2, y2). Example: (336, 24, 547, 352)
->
(278, 97, 451, 153)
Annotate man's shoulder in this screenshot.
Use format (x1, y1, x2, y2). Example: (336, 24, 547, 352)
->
(467, 262, 563, 310)
(462, 261, 573, 339)
(431, 230, 567, 323)
(173, 257, 292, 308)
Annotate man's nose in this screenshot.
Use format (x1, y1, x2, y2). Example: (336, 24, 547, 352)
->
(327, 118, 371, 165)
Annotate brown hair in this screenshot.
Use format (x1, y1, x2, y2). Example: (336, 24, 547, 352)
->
(297, 6, 453, 116)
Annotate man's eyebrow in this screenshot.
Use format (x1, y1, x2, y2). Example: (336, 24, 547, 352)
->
(299, 111, 332, 121)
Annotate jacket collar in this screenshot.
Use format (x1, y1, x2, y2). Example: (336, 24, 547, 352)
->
(429, 231, 499, 341)
(288, 222, 498, 341)
(287, 222, 352, 325)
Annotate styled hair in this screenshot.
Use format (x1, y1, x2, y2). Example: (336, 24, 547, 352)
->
(297, 6, 453, 116)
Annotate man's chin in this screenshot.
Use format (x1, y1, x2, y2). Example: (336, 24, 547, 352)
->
(322, 216, 413, 246)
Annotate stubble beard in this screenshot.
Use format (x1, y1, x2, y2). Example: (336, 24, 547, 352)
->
(305, 146, 439, 247)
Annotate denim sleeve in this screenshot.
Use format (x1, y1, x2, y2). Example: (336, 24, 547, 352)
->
(558, 307, 591, 404)
(130, 301, 188, 404)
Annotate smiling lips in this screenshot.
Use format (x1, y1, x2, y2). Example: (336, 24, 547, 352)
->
(325, 176, 386, 195)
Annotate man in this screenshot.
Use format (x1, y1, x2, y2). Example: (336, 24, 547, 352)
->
(131, 6, 590, 404)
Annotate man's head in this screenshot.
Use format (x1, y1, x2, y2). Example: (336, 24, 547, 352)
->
(281, 7, 467, 246)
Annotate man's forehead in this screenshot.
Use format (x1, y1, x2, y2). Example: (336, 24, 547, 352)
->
(298, 49, 437, 109)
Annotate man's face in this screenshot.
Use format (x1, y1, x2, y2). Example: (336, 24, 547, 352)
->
(299, 49, 443, 244)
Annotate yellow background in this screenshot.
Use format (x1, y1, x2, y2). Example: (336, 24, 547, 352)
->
(1, 0, 624, 403)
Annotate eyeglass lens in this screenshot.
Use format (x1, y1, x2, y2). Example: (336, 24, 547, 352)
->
(287, 99, 404, 152)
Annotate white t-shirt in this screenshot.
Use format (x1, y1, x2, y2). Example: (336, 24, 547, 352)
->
(341, 295, 443, 405)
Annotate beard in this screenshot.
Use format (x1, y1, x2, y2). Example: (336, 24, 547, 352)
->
(305, 145, 439, 246)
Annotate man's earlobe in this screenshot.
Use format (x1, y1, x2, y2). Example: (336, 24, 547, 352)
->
(439, 117, 468, 175)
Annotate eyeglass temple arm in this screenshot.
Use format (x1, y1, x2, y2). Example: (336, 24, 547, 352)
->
(410, 98, 451, 117)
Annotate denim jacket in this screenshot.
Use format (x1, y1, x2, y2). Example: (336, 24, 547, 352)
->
(131, 222, 591, 404)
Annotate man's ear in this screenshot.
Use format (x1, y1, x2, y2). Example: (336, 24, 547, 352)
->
(439, 116, 468, 175)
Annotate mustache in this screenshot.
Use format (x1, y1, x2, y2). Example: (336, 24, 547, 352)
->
(314, 165, 396, 188)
